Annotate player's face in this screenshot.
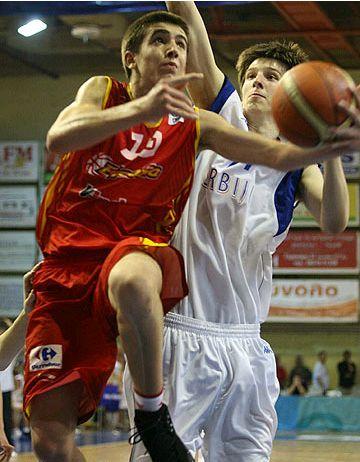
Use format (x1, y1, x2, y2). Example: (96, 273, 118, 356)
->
(132, 22, 188, 85)
(241, 58, 287, 117)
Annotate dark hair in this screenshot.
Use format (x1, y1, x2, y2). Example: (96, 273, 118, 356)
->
(121, 11, 189, 79)
(236, 40, 309, 89)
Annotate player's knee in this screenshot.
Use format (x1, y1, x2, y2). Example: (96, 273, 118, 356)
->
(32, 433, 72, 462)
(109, 272, 155, 316)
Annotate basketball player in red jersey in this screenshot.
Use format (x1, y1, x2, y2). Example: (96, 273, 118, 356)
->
(24, 10, 360, 462)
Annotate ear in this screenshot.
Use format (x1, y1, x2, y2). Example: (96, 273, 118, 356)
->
(124, 50, 137, 70)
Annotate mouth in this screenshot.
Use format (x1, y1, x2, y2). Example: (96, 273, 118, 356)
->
(161, 62, 178, 70)
(250, 93, 265, 99)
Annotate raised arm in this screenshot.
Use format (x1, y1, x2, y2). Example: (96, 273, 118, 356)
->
(46, 73, 201, 156)
(199, 109, 360, 171)
(167, 1, 224, 108)
(297, 160, 349, 233)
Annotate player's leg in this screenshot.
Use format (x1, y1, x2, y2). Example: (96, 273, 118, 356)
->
(108, 251, 163, 397)
(203, 332, 278, 462)
(107, 251, 194, 462)
(29, 381, 85, 462)
(123, 314, 211, 461)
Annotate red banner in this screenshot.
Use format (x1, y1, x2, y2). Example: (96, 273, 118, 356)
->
(273, 231, 359, 274)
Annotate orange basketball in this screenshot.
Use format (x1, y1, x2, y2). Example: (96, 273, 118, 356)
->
(271, 61, 356, 147)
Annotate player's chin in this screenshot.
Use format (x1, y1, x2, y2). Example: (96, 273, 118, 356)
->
(160, 68, 182, 79)
(245, 102, 270, 115)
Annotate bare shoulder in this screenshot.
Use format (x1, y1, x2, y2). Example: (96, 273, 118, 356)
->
(297, 164, 323, 200)
(49, 76, 110, 130)
(75, 75, 110, 106)
(300, 164, 323, 183)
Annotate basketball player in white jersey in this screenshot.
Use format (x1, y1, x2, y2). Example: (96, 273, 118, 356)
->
(124, 2, 359, 461)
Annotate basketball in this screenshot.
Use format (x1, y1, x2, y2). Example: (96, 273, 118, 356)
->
(271, 61, 356, 147)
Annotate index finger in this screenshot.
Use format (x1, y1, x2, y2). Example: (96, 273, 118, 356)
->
(166, 73, 203, 88)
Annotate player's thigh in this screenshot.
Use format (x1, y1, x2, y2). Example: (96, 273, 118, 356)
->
(203, 338, 277, 461)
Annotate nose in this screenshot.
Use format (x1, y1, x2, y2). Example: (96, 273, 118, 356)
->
(252, 74, 264, 89)
(165, 41, 178, 59)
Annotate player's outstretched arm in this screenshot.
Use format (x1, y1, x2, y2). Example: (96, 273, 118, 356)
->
(166, 1, 224, 108)
(47, 73, 202, 156)
(0, 263, 41, 371)
(297, 160, 349, 233)
(199, 109, 360, 171)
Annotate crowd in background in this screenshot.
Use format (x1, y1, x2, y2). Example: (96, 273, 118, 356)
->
(276, 350, 357, 397)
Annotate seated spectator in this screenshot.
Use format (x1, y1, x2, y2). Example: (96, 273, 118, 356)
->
(287, 374, 307, 396)
(288, 355, 312, 390)
(275, 354, 287, 390)
(312, 351, 330, 396)
(337, 350, 356, 395)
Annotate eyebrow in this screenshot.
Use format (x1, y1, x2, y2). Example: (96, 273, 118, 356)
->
(150, 28, 188, 44)
(247, 66, 282, 74)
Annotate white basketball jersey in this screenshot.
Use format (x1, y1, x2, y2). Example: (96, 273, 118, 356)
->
(171, 78, 303, 324)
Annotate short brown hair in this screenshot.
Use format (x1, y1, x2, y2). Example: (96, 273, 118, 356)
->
(121, 11, 189, 79)
(236, 40, 308, 90)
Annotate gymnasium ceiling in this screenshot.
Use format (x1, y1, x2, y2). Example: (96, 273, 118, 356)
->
(0, 1, 360, 80)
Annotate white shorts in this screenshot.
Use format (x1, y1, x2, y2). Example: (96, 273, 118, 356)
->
(124, 312, 280, 462)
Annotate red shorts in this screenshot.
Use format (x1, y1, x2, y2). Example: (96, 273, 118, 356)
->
(24, 237, 188, 424)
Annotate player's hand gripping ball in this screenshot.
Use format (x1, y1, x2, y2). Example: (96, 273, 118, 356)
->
(271, 61, 356, 147)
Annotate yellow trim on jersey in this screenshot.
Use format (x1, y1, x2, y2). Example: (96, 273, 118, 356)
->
(38, 154, 71, 238)
(194, 106, 201, 154)
(144, 119, 163, 128)
(102, 76, 113, 110)
(127, 83, 134, 100)
(141, 238, 168, 247)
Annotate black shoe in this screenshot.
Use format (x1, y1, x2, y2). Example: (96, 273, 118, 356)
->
(130, 404, 194, 462)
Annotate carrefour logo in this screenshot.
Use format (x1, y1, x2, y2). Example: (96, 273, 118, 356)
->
(29, 344, 62, 371)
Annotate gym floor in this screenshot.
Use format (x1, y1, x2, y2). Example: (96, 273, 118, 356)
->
(12, 431, 360, 462)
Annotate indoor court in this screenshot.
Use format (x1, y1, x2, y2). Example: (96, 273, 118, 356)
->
(0, 2, 359, 462)
(12, 438, 360, 462)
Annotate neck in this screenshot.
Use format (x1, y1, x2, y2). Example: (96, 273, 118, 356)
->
(128, 75, 151, 99)
(246, 111, 279, 139)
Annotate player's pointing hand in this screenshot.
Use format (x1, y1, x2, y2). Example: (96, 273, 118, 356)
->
(142, 73, 203, 123)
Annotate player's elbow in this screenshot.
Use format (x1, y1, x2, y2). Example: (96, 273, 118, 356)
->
(46, 130, 65, 157)
(321, 216, 348, 234)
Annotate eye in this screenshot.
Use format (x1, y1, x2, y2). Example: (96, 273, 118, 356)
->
(268, 73, 279, 81)
(177, 41, 186, 49)
(153, 36, 165, 44)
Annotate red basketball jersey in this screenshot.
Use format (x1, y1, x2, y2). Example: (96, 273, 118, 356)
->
(37, 78, 200, 256)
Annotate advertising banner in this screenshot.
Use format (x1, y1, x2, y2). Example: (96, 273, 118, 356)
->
(268, 279, 359, 322)
(273, 231, 359, 274)
(0, 231, 36, 272)
(0, 141, 39, 182)
(341, 152, 360, 179)
(0, 185, 37, 228)
(0, 276, 23, 317)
